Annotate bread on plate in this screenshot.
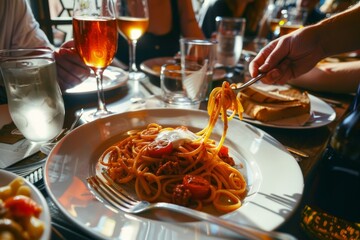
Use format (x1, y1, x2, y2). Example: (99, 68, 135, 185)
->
(238, 84, 311, 124)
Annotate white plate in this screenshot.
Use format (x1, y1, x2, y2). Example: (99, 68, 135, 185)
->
(239, 84, 336, 129)
(64, 66, 128, 95)
(0, 169, 51, 240)
(140, 57, 226, 81)
(44, 108, 303, 239)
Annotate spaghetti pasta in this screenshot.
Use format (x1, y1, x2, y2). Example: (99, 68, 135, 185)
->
(99, 81, 246, 213)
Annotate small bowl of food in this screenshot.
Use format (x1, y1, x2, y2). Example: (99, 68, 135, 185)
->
(140, 57, 178, 87)
(0, 169, 51, 240)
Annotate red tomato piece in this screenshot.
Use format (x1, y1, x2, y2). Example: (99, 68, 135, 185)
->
(4, 195, 42, 218)
(219, 145, 229, 157)
(183, 175, 210, 200)
(147, 139, 173, 157)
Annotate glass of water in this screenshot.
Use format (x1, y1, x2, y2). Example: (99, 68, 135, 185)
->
(180, 38, 217, 100)
(215, 17, 246, 78)
(161, 63, 208, 109)
(0, 49, 65, 143)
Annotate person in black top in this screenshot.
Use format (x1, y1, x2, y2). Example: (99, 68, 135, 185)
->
(197, 0, 268, 40)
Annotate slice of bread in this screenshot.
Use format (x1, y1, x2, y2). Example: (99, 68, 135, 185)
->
(239, 86, 311, 122)
(240, 85, 300, 103)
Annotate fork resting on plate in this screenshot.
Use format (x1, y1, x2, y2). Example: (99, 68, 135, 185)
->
(87, 173, 296, 240)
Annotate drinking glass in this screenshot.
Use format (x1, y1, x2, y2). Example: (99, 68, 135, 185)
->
(215, 17, 246, 78)
(160, 63, 208, 109)
(266, 1, 287, 39)
(116, 0, 149, 80)
(72, 0, 118, 121)
(0, 49, 65, 143)
(279, 7, 307, 37)
(180, 38, 217, 100)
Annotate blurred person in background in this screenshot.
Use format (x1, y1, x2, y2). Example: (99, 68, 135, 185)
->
(257, 0, 326, 39)
(293, 0, 326, 25)
(115, 0, 204, 68)
(0, 0, 90, 104)
(198, 0, 268, 40)
(320, 0, 360, 14)
(249, 3, 360, 94)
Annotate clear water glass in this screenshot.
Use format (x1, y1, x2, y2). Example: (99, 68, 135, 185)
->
(0, 49, 65, 143)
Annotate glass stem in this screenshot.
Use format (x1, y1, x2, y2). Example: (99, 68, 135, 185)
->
(130, 78, 145, 104)
(95, 69, 108, 113)
(129, 40, 138, 74)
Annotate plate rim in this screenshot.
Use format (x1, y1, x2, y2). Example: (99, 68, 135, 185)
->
(64, 66, 129, 95)
(139, 56, 177, 77)
(44, 108, 304, 239)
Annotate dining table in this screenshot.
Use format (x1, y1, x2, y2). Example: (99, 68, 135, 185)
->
(2, 50, 356, 239)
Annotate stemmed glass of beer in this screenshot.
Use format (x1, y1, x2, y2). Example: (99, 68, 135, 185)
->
(72, 0, 118, 121)
(116, 0, 149, 81)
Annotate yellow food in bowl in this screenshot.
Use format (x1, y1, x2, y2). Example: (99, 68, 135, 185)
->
(0, 177, 45, 240)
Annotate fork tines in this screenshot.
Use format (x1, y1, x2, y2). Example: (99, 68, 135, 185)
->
(87, 173, 138, 213)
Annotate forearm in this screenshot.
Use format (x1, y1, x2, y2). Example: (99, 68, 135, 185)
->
(289, 61, 360, 94)
(250, 2, 360, 83)
(317, 3, 360, 57)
